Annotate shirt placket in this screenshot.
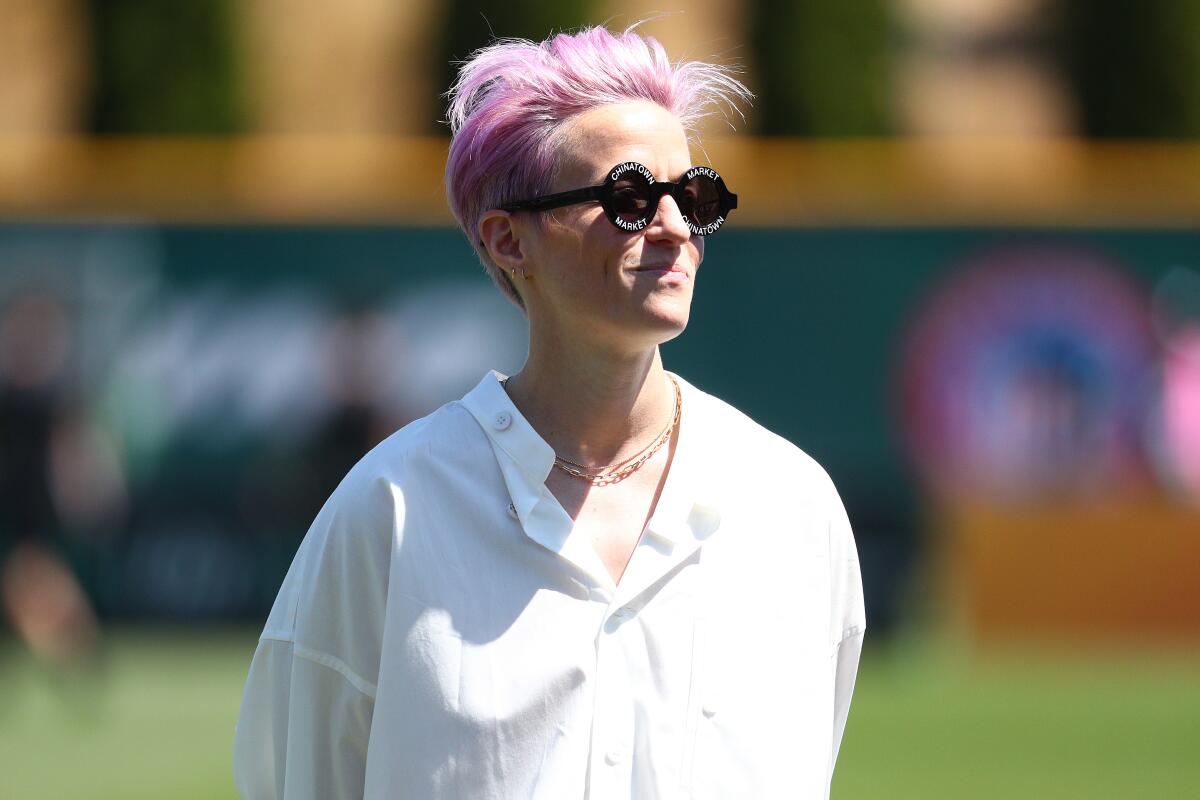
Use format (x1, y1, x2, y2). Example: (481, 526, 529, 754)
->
(584, 513, 717, 798)
(586, 587, 638, 798)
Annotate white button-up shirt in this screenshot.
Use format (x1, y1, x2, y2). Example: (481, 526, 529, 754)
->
(234, 370, 866, 799)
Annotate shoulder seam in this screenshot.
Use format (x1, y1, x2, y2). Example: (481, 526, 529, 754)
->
(292, 642, 379, 699)
(260, 628, 294, 643)
(258, 635, 379, 699)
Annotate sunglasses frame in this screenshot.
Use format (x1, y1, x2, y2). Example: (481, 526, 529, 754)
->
(500, 161, 737, 236)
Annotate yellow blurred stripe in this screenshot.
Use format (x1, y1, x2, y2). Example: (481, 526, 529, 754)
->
(2, 136, 1200, 225)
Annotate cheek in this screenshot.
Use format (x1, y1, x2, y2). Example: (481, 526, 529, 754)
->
(554, 235, 615, 299)
(538, 218, 591, 275)
(680, 237, 704, 275)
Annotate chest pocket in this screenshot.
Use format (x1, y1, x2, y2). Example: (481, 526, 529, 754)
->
(681, 546, 836, 799)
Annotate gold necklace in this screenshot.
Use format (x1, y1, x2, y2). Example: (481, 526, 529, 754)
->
(501, 374, 681, 486)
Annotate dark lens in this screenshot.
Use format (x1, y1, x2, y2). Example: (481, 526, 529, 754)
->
(682, 174, 721, 226)
(609, 169, 652, 225)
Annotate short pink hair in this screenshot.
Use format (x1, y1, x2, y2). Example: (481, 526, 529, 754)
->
(444, 24, 751, 311)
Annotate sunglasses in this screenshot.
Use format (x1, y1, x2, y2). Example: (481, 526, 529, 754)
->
(500, 161, 737, 236)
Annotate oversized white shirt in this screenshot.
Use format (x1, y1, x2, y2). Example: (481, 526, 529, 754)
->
(233, 370, 866, 799)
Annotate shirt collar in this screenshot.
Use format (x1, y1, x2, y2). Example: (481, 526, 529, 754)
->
(458, 369, 723, 548)
(460, 369, 555, 484)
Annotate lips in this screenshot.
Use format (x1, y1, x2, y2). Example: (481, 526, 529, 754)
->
(634, 264, 688, 275)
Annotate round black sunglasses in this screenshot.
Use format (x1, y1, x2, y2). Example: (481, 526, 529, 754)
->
(500, 161, 737, 236)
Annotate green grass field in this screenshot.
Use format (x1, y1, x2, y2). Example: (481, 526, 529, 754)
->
(1, 630, 1197, 799)
(834, 641, 1200, 799)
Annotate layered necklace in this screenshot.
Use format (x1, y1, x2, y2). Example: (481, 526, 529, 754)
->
(502, 374, 681, 486)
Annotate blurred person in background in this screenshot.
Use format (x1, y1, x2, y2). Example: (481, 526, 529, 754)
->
(0, 293, 100, 670)
(238, 309, 401, 545)
(235, 24, 865, 799)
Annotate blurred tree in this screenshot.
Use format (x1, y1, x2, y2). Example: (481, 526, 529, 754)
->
(87, 0, 240, 133)
(0, 0, 89, 133)
(892, 0, 1076, 136)
(435, 0, 589, 131)
(748, 0, 892, 135)
(239, 0, 445, 134)
(1062, 0, 1200, 137)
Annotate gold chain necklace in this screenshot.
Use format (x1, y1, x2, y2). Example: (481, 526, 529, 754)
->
(501, 374, 681, 486)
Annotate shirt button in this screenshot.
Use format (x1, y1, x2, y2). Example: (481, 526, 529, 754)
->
(492, 411, 512, 431)
(702, 703, 718, 718)
(604, 750, 624, 766)
(506, 502, 518, 519)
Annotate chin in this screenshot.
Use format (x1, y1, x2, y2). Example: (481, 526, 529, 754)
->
(639, 298, 691, 341)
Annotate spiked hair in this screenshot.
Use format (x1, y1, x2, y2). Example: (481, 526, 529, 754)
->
(444, 24, 751, 310)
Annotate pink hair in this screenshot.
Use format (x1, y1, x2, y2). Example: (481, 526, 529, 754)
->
(444, 24, 751, 311)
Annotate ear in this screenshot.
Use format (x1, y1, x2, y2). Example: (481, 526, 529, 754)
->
(478, 210, 528, 275)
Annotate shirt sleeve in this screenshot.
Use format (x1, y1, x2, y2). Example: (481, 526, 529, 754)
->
(233, 470, 399, 799)
(827, 476, 867, 770)
(233, 637, 376, 799)
(831, 628, 864, 767)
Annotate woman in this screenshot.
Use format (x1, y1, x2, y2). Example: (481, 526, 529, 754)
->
(235, 25, 864, 800)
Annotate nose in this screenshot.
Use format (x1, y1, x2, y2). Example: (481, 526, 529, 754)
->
(645, 193, 692, 244)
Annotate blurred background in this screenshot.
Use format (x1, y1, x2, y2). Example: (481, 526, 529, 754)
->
(1, 1, 1198, 798)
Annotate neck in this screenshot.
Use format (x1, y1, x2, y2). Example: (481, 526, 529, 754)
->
(502, 335, 675, 469)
